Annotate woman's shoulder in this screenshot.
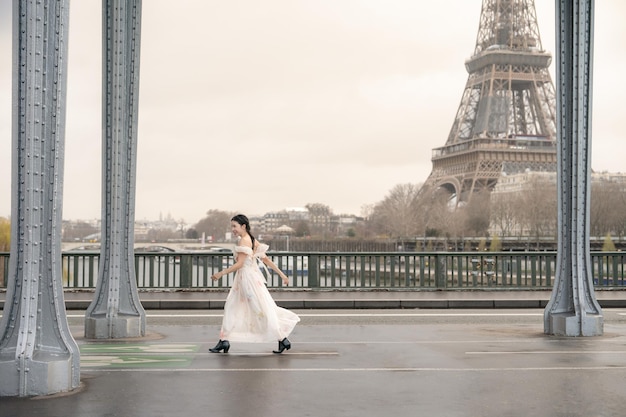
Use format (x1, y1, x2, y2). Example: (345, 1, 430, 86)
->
(234, 245, 253, 255)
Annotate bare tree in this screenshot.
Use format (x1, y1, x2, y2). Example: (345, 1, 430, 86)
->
(356, 204, 377, 238)
(305, 203, 333, 237)
(517, 176, 557, 244)
(490, 190, 520, 236)
(369, 183, 421, 239)
(0, 217, 9, 251)
(0, 217, 7, 287)
(194, 210, 235, 242)
(415, 187, 454, 238)
(591, 180, 626, 238)
(293, 220, 311, 237)
(463, 190, 491, 236)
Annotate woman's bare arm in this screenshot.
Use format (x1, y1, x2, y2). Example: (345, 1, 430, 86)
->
(211, 252, 246, 281)
(261, 257, 290, 285)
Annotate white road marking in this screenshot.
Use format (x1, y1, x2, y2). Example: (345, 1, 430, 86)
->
(82, 365, 626, 373)
(466, 350, 626, 355)
(295, 313, 544, 317)
(64, 312, 544, 318)
(65, 314, 224, 318)
(81, 351, 339, 356)
(203, 352, 339, 356)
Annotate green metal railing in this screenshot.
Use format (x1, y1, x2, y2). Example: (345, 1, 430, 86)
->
(1, 251, 625, 290)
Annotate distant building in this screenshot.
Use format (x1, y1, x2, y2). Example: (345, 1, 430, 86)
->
(592, 171, 626, 188)
(492, 170, 626, 195)
(261, 211, 290, 233)
(490, 170, 556, 194)
(249, 216, 264, 234)
(285, 207, 309, 222)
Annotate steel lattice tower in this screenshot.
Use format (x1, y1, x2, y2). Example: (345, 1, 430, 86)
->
(423, 0, 557, 203)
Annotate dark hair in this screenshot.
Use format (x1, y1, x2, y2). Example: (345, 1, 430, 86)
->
(231, 214, 255, 249)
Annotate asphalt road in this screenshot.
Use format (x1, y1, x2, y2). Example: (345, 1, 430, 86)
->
(2, 309, 626, 417)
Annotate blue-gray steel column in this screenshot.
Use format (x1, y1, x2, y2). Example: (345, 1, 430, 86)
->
(0, 0, 80, 396)
(544, 0, 603, 336)
(84, 0, 145, 338)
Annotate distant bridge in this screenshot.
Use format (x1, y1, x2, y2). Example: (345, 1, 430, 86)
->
(60, 241, 236, 252)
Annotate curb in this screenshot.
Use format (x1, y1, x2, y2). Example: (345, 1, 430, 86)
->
(37, 298, 615, 310)
(2, 291, 626, 310)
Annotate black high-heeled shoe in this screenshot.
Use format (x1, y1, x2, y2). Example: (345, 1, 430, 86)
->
(209, 339, 230, 353)
(273, 337, 291, 354)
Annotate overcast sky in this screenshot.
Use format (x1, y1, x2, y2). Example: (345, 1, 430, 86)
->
(1, 1, 625, 225)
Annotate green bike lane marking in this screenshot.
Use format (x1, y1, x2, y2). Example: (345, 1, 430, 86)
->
(80, 343, 199, 368)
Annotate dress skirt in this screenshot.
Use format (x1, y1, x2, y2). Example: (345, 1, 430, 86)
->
(219, 245, 300, 343)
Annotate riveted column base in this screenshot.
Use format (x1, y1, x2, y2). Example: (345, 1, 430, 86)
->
(545, 312, 603, 337)
(85, 314, 145, 339)
(0, 354, 79, 397)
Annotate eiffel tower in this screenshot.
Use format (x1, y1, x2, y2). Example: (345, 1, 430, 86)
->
(422, 0, 557, 204)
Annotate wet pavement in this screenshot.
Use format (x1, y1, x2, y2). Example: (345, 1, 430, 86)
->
(2, 308, 626, 417)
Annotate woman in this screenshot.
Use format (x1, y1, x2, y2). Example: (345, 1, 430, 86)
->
(208, 214, 300, 354)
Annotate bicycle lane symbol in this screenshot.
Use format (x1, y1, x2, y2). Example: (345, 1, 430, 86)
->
(80, 344, 199, 368)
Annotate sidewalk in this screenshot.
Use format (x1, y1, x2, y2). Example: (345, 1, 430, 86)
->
(3, 288, 624, 310)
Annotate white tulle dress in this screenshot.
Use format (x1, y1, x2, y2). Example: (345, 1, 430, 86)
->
(219, 244, 300, 343)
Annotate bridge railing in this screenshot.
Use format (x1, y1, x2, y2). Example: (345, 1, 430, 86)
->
(1, 251, 625, 290)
